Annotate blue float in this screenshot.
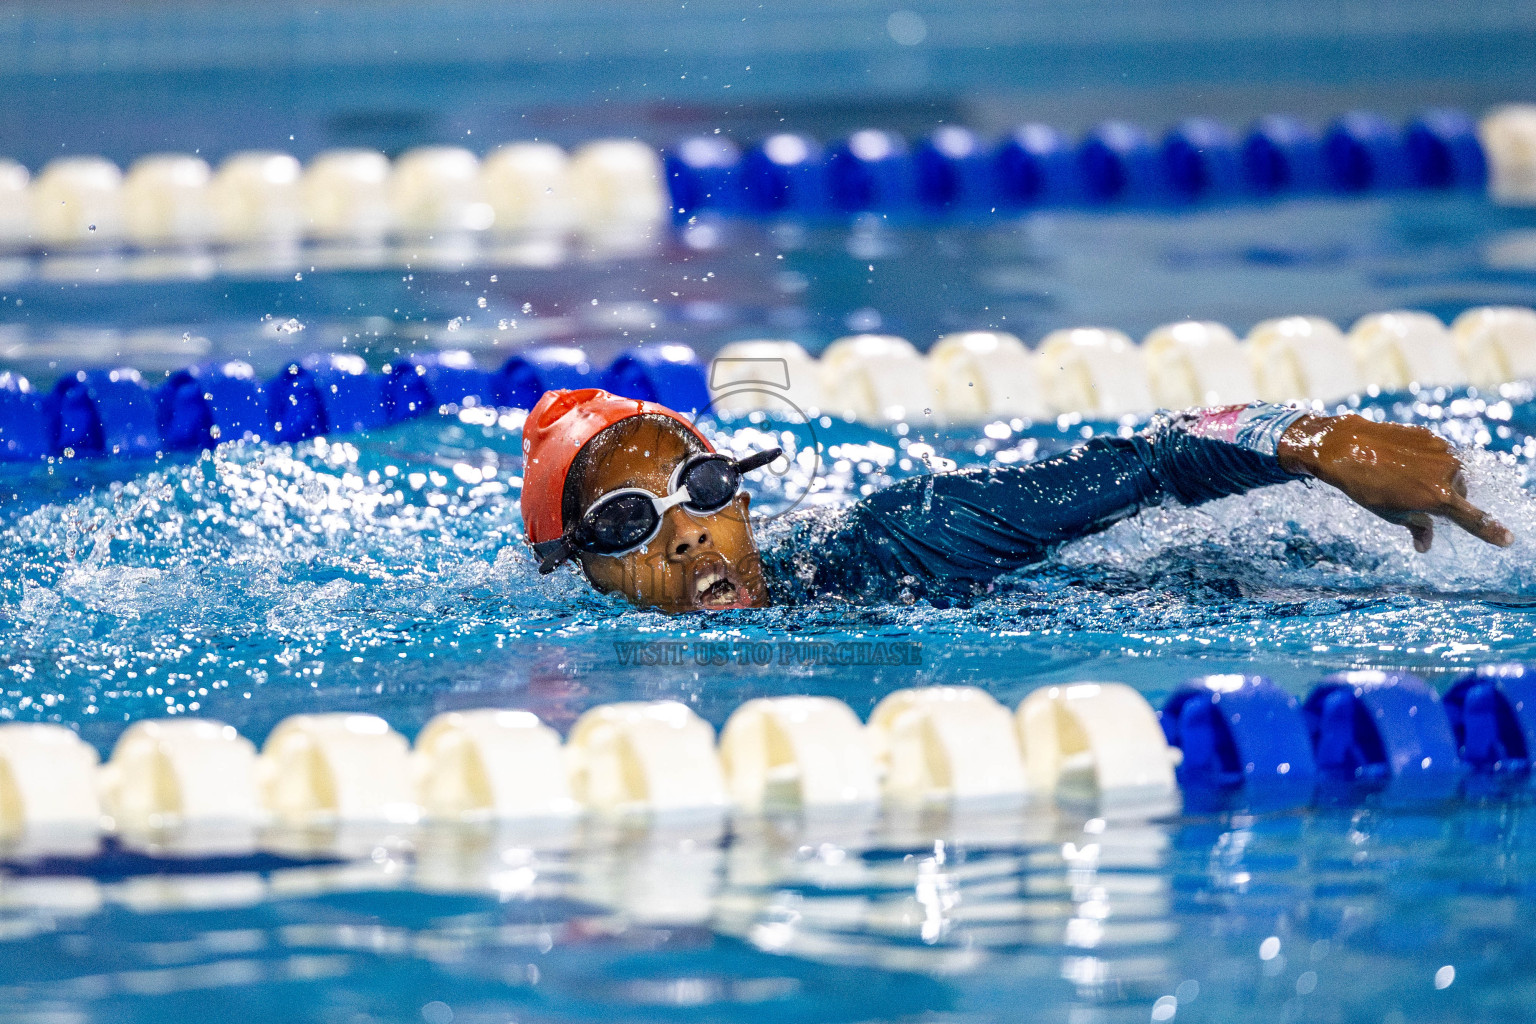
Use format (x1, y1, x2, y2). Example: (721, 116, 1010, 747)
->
(44, 368, 160, 458)
(1303, 671, 1461, 801)
(1240, 115, 1325, 195)
(825, 129, 914, 213)
(497, 347, 597, 410)
(0, 373, 48, 461)
(664, 136, 742, 222)
(602, 344, 711, 413)
(1405, 108, 1487, 190)
(156, 361, 269, 450)
(993, 123, 1076, 207)
(268, 354, 386, 441)
(1443, 664, 1536, 780)
(383, 351, 497, 423)
(1161, 675, 1318, 808)
(914, 126, 995, 211)
(739, 133, 825, 215)
(1324, 111, 1410, 192)
(1161, 118, 1243, 202)
(1077, 121, 1160, 204)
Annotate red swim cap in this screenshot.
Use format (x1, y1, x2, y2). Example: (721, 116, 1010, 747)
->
(521, 388, 712, 546)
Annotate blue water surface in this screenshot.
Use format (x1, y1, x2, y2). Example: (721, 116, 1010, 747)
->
(5, 166, 1536, 1024)
(2, 385, 1536, 1022)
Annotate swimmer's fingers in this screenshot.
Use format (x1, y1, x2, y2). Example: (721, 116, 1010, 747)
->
(1440, 490, 1515, 548)
(1394, 511, 1435, 553)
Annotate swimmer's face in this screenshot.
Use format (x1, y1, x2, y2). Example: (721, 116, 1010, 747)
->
(570, 420, 771, 614)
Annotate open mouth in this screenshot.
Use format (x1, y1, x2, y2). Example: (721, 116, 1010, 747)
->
(690, 556, 747, 610)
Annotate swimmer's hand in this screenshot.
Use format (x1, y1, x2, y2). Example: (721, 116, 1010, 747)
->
(1278, 414, 1514, 552)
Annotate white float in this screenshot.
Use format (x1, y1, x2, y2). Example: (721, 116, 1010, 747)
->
(0, 160, 29, 247)
(389, 146, 492, 235)
(719, 696, 879, 810)
(1245, 315, 1358, 402)
(258, 713, 416, 824)
(481, 142, 573, 234)
(100, 718, 261, 830)
(1015, 682, 1179, 814)
(29, 156, 124, 245)
(1036, 327, 1154, 418)
(1348, 311, 1466, 390)
(120, 154, 213, 246)
(1450, 306, 1536, 387)
(709, 339, 824, 415)
(567, 140, 668, 229)
(866, 687, 1028, 804)
(566, 701, 727, 814)
(414, 709, 577, 820)
(208, 151, 304, 243)
(928, 331, 1050, 422)
(300, 149, 393, 240)
(0, 724, 101, 832)
(818, 334, 935, 423)
(1480, 104, 1536, 206)
(1142, 321, 1259, 409)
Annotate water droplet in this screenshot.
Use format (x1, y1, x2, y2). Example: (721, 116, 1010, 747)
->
(446, 317, 464, 331)
(294, 272, 303, 281)
(476, 297, 487, 308)
(87, 224, 96, 232)
(276, 318, 305, 334)
(521, 302, 532, 314)
(489, 274, 498, 283)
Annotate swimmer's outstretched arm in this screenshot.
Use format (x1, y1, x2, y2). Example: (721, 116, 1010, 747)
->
(1277, 413, 1513, 551)
(786, 404, 1512, 602)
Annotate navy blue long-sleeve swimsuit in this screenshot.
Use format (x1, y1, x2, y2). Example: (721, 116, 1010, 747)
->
(760, 403, 1310, 603)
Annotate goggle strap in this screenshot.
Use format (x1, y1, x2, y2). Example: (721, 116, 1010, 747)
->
(732, 447, 783, 475)
(532, 536, 576, 575)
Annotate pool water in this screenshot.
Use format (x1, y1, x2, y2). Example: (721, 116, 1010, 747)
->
(4, 377, 1536, 1022)
(7, 70, 1536, 1020)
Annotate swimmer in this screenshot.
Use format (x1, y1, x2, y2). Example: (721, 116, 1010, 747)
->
(521, 388, 1514, 613)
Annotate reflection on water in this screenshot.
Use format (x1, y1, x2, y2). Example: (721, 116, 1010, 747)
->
(1, 803, 1534, 1023)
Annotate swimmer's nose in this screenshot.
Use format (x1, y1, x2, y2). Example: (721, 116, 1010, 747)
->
(661, 506, 714, 561)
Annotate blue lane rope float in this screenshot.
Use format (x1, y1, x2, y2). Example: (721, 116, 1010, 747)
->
(1160, 118, 1245, 203)
(664, 107, 1488, 221)
(1443, 663, 1536, 780)
(739, 133, 826, 216)
(1302, 671, 1462, 802)
(1241, 114, 1327, 195)
(496, 346, 597, 411)
(45, 368, 160, 459)
(0, 344, 714, 462)
(1160, 675, 1318, 811)
(0, 373, 48, 460)
(994, 124, 1077, 208)
(268, 354, 389, 443)
(824, 129, 914, 214)
(1405, 108, 1488, 190)
(157, 361, 270, 450)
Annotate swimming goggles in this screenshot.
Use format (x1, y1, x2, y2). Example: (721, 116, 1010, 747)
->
(533, 447, 783, 574)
